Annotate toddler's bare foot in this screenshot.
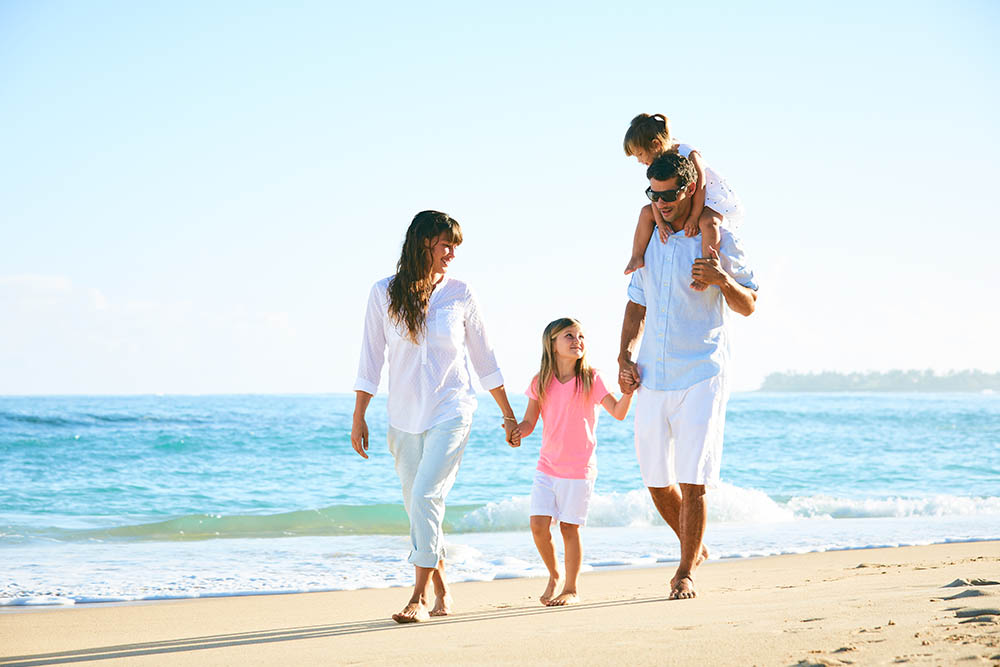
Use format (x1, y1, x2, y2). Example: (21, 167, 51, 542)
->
(545, 590, 580, 606)
(690, 279, 709, 291)
(669, 575, 696, 600)
(429, 592, 452, 616)
(540, 573, 560, 605)
(625, 256, 645, 275)
(391, 601, 430, 623)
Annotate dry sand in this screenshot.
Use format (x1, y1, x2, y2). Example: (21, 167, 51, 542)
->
(2, 541, 998, 666)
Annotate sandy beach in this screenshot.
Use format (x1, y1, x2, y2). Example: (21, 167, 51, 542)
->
(2, 541, 998, 666)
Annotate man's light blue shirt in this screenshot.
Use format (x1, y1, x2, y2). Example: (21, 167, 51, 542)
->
(627, 228, 758, 391)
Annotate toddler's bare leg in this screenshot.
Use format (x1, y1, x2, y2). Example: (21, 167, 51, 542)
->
(626, 207, 657, 274)
(691, 208, 723, 291)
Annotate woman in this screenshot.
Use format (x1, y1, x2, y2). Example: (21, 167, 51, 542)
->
(351, 210, 521, 623)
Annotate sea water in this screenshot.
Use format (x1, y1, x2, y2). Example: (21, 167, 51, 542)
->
(1, 393, 998, 606)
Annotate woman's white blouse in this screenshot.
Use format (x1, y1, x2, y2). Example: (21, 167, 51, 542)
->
(354, 276, 504, 434)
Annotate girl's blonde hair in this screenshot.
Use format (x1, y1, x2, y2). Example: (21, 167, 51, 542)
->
(623, 113, 671, 157)
(535, 317, 594, 406)
(388, 210, 463, 343)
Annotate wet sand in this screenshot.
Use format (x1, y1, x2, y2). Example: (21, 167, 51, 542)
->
(2, 541, 998, 666)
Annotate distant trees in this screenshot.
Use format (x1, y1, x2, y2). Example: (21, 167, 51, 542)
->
(759, 369, 1000, 392)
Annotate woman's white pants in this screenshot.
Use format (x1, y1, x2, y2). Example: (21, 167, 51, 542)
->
(387, 416, 472, 568)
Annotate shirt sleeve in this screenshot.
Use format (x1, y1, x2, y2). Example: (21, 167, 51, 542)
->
(353, 282, 388, 395)
(627, 267, 646, 306)
(591, 371, 611, 404)
(719, 230, 759, 291)
(526, 375, 539, 400)
(463, 285, 504, 390)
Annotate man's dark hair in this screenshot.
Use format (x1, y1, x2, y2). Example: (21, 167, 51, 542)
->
(646, 152, 696, 188)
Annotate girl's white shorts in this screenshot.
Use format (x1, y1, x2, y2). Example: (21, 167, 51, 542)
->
(529, 470, 595, 526)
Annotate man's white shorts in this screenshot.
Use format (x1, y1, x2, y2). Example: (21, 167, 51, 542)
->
(529, 470, 595, 526)
(634, 374, 729, 488)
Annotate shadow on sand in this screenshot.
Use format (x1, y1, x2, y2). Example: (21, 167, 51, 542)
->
(1, 595, 670, 666)
(0, 597, 667, 667)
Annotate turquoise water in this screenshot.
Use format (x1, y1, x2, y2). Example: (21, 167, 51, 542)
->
(2, 392, 998, 605)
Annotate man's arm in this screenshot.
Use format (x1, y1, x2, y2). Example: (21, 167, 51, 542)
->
(691, 248, 757, 316)
(618, 300, 646, 392)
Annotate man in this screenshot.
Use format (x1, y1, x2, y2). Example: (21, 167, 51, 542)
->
(619, 151, 758, 599)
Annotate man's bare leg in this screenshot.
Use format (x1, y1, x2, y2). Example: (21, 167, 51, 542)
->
(670, 483, 707, 600)
(530, 515, 561, 605)
(648, 485, 710, 580)
(547, 522, 581, 606)
(429, 560, 452, 616)
(392, 565, 433, 623)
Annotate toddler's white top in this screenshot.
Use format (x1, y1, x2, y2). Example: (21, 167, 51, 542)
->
(676, 142, 744, 228)
(354, 275, 504, 434)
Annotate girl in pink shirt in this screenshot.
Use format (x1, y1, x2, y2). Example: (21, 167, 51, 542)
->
(517, 317, 634, 606)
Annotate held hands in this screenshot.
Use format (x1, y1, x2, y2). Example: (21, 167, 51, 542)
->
(618, 360, 640, 395)
(691, 247, 727, 289)
(351, 416, 369, 459)
(503, 418, 521, 448)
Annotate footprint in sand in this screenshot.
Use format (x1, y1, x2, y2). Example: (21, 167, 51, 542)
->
(955, 608, 1000, 624)
(937, 588, 997, 601)
(943, 578, 1000, 588)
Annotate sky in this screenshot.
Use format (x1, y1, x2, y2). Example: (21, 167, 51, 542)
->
(1, 0, 998, 395)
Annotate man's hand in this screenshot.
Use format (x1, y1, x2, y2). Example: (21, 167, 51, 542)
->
(692, 247, 728, 288)
(351, 416, 369, 459)
(618, 359, 640, 394)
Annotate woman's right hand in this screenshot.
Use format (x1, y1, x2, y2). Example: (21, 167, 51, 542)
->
(351, 416, 369, 459)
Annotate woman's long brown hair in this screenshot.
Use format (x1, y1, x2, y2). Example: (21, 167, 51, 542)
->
(387, 210, 463, 343)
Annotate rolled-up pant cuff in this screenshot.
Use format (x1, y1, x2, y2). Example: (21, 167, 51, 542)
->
(408, 549, 444, 569)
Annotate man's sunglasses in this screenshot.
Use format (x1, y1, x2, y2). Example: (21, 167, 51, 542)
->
(645, 186, 682, 203)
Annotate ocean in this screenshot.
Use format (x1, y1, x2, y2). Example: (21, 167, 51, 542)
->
(2, 392, 998, 606)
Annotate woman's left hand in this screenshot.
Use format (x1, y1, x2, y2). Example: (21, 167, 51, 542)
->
(504, 420, 521, 448)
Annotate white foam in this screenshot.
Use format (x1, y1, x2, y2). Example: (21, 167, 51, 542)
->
(455, 482, 795, 531)
(0, 595, 75, 607)
(786, 494, 1000, 519)
(3, 515, 1000, 606)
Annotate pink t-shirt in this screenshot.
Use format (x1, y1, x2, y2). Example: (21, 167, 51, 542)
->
(526, 371, 611, 480)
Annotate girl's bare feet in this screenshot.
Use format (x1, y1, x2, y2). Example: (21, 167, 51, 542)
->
(429, 592, 452, 617)
(391, 601, 430, 623)
(540, 573, 560, 605)
(545, 590, 580, 606)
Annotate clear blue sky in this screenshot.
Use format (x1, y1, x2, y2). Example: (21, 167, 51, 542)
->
(2, 0, 998, 394)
